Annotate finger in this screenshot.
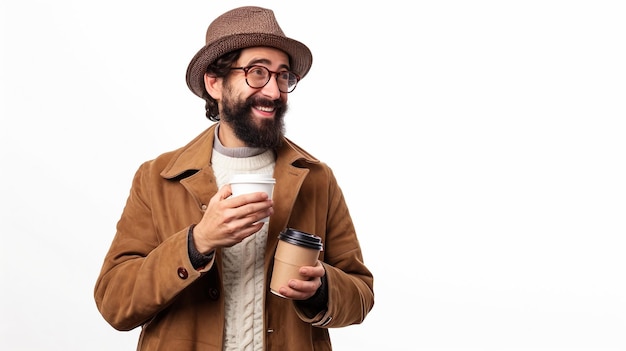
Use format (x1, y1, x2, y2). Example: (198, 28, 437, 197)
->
(298, 263, 324, 278)
(217, 184, 233, 200)
(278, 279, 320, 300)
(233, 201, 273, 222)
(288, 278, 320, 292)
(228, 191, 270, 207)
(236, 222, 266, 239)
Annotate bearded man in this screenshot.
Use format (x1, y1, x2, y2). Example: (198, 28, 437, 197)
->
(95, 6, 374, 351)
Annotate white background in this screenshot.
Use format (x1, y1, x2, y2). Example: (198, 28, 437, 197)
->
(1, 1, 625, 350)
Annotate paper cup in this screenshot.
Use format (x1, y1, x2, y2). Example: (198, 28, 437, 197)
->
(229, 174, 276, 223)
(270, 228, 323, 298)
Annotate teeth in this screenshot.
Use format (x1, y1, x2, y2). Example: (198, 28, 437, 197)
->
(256, 106, 274, 112)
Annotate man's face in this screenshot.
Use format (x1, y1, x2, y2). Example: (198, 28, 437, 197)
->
(220, 47, 291, 149)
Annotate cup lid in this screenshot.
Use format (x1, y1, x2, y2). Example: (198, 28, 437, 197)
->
(229, 173, 276, 184)
(279, 228, 323, 251)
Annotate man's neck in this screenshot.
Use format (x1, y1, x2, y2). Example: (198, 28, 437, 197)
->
(213, 123, 267, 158)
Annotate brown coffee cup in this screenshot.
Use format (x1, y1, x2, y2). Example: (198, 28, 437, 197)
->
(270, 228, 323, 298)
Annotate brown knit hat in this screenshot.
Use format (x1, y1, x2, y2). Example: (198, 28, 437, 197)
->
(186, 6, 313, 98)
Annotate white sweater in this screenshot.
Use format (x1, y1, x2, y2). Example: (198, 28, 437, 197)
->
(211, 148, 276, 351)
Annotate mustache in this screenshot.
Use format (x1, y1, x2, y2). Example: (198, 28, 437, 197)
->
(247, 96, 285, 110)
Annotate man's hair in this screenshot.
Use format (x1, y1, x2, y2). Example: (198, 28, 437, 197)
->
(203, 50, 242, 121)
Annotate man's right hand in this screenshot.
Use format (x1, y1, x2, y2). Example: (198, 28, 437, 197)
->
(191, 184, 273, 254)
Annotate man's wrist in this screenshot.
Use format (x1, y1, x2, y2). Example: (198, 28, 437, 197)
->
(295, 273, 328, 317)
(187, 224, 214, 269)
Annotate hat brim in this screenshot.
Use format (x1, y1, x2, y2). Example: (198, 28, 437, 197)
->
(186, 33, 313, 98)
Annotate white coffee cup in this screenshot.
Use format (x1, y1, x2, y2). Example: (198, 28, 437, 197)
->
(229, 174, 276, 223)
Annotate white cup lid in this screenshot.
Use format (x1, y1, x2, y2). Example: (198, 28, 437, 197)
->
(229, 173, 276, 184)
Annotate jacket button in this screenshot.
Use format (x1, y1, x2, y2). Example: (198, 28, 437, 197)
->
(177, 267, 189, 279)
(201, 204, 207, 211)
(208, 288, 219, 300)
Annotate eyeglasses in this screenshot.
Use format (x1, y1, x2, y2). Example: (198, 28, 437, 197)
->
(230, 65, 300, 93)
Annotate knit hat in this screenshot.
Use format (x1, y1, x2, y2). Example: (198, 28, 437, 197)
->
(186, 6, 313, 98)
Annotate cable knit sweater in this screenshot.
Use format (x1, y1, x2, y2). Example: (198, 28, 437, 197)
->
(211, 132, 276, 351)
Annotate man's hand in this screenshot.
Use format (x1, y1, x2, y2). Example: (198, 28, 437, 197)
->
(192, 184, 274, 253)
(277, 261, 325, 300)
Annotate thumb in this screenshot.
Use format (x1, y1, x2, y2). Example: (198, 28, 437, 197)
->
(218, 183, 233, 200)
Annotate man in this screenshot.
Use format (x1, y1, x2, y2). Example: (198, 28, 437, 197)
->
(94, 6, 374, 351)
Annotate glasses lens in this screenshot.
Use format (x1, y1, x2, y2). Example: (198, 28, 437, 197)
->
(277, 71, 298, 93)
(246, 66, 270, 88)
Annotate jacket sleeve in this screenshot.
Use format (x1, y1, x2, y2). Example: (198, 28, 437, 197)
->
(93, 161, 212, 331)
(294, 167, 375, 328)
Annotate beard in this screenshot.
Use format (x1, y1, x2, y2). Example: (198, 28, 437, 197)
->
(220, 91, 288, 149)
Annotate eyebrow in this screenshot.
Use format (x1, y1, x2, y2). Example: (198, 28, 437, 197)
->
(245, 58, 290, 71)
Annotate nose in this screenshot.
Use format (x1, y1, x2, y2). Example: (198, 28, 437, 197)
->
(260, 74, 282, 100)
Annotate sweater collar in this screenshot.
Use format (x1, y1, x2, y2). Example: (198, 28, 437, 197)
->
(212, 124, 268, 158)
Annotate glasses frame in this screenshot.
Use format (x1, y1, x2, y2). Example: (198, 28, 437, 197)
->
(230, 65, 300, 93)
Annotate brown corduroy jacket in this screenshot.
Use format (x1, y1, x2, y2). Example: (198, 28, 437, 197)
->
(94, 123, 374, 350)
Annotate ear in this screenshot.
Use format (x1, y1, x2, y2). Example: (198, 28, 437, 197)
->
(204, 73, 222, 100)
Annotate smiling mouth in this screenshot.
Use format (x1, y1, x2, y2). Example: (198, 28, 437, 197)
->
(255, 105, 275, 113)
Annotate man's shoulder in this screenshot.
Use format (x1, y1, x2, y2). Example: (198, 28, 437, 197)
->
(279, 136, 320, 166)
(139, 125, 216, 179)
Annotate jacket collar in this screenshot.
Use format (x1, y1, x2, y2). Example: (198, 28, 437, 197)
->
(160, 123, 319, 180)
